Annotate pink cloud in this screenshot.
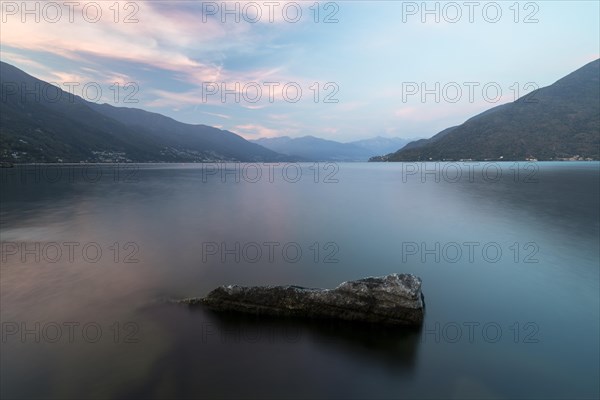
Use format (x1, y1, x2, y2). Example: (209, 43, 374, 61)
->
(232, 124, 280, 139)
(201, 111, 231, 119)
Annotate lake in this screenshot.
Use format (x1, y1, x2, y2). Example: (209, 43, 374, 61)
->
(1, 162, 598, 399)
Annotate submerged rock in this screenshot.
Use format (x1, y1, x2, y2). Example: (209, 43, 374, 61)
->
(180, 273, 425, 326)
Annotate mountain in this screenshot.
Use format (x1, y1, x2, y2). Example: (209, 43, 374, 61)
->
(0, 62, 287, 163)
(379, 59, 600, 161)
(251, 135, 412, 161)
(251, 136, 365, 161)
(348, 136, 412, 156)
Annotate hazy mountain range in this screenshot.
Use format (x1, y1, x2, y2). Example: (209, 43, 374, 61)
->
(0, 61, 412, 163)
(2, 59, 598, 163)
(374, 59, 600, 161)
(0, 62, 289, 163)
(251, 136, 413, 161)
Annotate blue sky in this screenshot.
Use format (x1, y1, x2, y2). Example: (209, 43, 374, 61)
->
(1, 1, 598, 141)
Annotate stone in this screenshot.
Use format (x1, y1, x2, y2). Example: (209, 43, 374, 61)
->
(180, 273, 425, 326)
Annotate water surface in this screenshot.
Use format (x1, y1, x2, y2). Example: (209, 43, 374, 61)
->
(1, 162, 598, 399)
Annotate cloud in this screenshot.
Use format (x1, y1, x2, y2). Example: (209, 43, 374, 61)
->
(146, 90, 204, 108)
(232, 123, 280, 139)
(0, 2, 239, 83)
(49, 71, 93, 84)
(1, 0, 320, 110)
(241, 104, 267, 110)
(267, 113, 291, 120)
(0, 51, 47, 71)
(321, 127, 339, 134)
(105, 72, 135, 86)
(201, 111, 231, 119)
(394, 107, 419, 118)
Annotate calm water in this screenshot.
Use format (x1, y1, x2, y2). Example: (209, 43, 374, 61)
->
(1, 162, 599, 399)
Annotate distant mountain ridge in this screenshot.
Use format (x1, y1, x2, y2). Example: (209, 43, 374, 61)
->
(0, 61, 289, 163)
(376, 59, 600, 161)
(251, 135, 413, 161)
(349, 136, 414, 156)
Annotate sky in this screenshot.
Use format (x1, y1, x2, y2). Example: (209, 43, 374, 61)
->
(1, 1, 599, 142)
